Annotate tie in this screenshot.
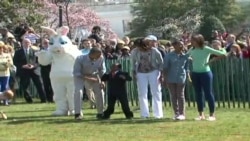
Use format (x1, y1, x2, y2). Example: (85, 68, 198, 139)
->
(25, 49, 30, 63)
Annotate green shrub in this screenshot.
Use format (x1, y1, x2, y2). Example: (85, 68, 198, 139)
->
(199, 15, 225, 42)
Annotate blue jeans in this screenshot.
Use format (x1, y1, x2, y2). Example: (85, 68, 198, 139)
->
(191, 71, 215, 114)
(0, 76, 9, 92)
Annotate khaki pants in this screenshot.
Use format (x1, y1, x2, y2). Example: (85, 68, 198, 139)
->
(84, 80, 105, 114)
(84, 85, 96, 107)
(74, 77, 105, 115)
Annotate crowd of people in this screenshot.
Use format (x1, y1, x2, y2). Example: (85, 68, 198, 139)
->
(0, 23, 250, 121)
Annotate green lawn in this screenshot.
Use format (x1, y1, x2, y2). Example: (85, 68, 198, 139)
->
(1, 99, 250, 141)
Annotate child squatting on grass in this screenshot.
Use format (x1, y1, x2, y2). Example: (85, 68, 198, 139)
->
(0, 90, 14, 120)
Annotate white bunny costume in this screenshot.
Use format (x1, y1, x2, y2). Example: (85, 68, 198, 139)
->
(36, 26, 81, 116)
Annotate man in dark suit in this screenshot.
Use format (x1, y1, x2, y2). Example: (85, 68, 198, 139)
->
(40, 39, 53, 102)
(101, 63, 133, 119)
(13, 38, 46, 103)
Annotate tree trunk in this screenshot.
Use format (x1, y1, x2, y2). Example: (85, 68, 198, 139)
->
(65, 0, 71, 38)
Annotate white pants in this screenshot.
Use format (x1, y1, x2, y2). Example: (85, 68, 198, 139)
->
(137, 70, 163, 118)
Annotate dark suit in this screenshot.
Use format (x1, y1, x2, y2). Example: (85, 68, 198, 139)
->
(39, 48, 53, 102)
(225, 43, 233, 52)
(101, 71, 133, 119)
(13, 48, 46, 103)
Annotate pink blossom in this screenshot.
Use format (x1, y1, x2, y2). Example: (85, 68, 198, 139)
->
(35, 0, 116, 39)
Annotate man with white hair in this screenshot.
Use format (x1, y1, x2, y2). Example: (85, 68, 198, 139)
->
(13, 38, 46, 103)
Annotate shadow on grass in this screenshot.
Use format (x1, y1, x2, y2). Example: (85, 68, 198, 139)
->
(4, 113, 196, 125)
(6, 109, 54, 113)
(5, 114, 62, 124)
(9, 101, 53, 105)
(4, 113, 96, 125)
(46, 117, 195, 125)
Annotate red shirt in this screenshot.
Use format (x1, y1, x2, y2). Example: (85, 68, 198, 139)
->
(242, 48, 250, 58)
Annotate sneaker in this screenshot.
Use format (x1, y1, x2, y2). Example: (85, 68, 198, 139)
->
(172, 115, 178, 120)
(154, 117, 163, 119)
(75, 114, 83, 120)
(176, 115, 186, 120)
(194, 116, 205, 121)
(206, 116, 216, 121)
(68, 110, 75, 116)
(4, 100, 9, 106)
(90, 105, 96, 109)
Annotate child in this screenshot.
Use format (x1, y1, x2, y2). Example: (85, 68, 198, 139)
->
(101, 63, 133, 119)
(0, 90, 14, 120)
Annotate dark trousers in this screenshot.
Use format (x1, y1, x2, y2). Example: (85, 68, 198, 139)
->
(167, 83, 186, 116)
(103, 92, 133, 118)
(0, 76, 9, 104)
(191, 71, 215, 114)
(0, 76, 9, 91)
(41, 66, 53, 102)
(20, 73, 46, 103)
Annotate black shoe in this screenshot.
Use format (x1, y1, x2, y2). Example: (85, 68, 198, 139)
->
(25, 98, 33, 103)
(101, 114, 110, 120)
(75, 114, 83, 120)
(47, 100, 54, 103)
(96, 113, 103, 119)
(40, 100, 47, 103)
(126, 112, 134, 119)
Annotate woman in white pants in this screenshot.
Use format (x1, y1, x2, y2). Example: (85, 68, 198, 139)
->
(131, 37, 164, 118)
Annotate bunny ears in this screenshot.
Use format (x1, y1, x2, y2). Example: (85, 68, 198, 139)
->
(41, 26, 69, 36)
(57, 26, 69, 36)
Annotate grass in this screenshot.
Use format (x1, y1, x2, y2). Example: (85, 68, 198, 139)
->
(1, 99, 250, 141)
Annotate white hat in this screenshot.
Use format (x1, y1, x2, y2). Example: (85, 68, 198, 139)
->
(145, 35, 157, 41)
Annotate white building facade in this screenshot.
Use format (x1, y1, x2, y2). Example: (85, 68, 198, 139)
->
(92, 4, 132, 38)
(76, 0, 134, 38)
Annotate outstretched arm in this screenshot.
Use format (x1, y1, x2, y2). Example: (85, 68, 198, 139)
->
(119, 72, 132, 81)
(207, 54, 228, 65)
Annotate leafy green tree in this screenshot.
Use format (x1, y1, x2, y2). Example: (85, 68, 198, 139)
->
(146, 8, 202, 40)
(0, 0, 45, 30)
(129, 0, 198, 37)
(238, 1, 250, 29)
(200, 0, 243, 29)
(199, 15, 225, 42)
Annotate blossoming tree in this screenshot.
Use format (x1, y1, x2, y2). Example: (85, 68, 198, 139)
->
(37, 0, 116, 39)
